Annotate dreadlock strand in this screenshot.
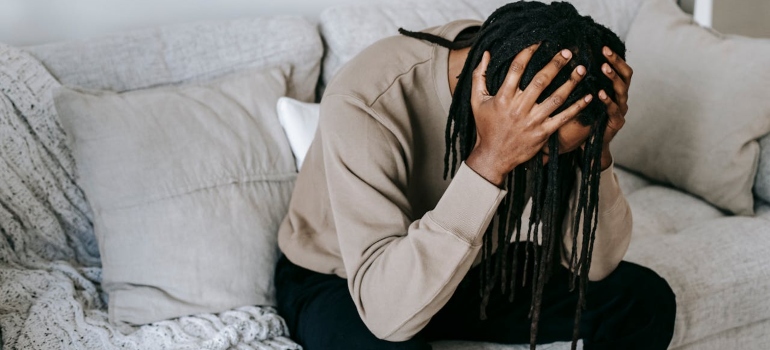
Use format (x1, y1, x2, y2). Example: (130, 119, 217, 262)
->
(494, 175, 513, 294)
(509, 166, 527, 301)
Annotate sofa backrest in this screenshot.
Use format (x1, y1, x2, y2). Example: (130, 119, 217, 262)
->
(23, 16, 322, 105)
(317, 0, 645, 92)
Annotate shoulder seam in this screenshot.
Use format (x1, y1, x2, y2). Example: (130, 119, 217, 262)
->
(369, 56, 432, 108)
(323, 93, 402, 142)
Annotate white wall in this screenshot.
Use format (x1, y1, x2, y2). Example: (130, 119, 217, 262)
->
(0, 0, 364, 46)
(713, 0, 770, 38)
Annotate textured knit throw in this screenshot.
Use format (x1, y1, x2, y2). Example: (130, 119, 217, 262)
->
(0, 44, 300, 350)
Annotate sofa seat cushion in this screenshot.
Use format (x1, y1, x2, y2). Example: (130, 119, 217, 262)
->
(614, 166, 652, 196)
(624, 217, 770, 348)
(626, 186, 726, 237)
(756, 200, 770, 221)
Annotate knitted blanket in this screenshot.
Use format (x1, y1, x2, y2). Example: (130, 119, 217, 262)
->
(0, 44, 300, 350)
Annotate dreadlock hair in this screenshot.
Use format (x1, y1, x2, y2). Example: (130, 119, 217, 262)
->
(398, 2, 625, 349)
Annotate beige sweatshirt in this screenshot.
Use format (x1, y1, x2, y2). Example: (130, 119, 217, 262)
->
(277, 19, 632, 342)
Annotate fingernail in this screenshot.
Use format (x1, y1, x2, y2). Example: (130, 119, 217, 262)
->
(577, 65, 586, 76)
(604, 64, 612, 74)
(584, 94, 593, 103)
(604, 47, 612, 56)
(561, 49, 572, 59)
(599, 90, 608, 99)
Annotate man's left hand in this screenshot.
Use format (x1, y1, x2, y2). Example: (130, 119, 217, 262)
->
(598, 46, 633, 170)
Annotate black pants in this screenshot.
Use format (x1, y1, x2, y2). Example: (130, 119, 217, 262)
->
(274, 243, 676, 350)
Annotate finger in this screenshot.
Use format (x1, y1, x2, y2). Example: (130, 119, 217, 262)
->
(520, 49, 573, 107)
(535, 65, 587, 118)
(603, 46, 633, 84)
(542, 94, 593, 133)
(498, 43, 540, 100)
(599, 90, 626, 133)
(602, 63, 628, 106)
(471, 50, 492, 111)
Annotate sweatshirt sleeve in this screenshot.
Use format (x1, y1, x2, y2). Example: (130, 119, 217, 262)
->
(560, 161, 633, 281)
(320, 94, 507, 342)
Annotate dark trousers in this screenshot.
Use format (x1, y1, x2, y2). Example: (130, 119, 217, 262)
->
(274, 243, 676, 350)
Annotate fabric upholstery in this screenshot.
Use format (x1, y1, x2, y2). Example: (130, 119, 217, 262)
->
(610, 0, 770, 215)
(624, 217, 770, 347)
(672, 318, 770, 350)
(756, 135, 770, 203)
(318, 0, 644, 91)
(25, 16, 321, 103)
(22, 15, 323, 327)
(626, 186, 726, 237)
(756, 199, 770, 221)
(1, 43, 298, 349)
(53, 67, 297, 325)
(614, 166, 652, 196)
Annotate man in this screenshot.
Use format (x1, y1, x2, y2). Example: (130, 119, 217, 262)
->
(274, 2, 676, 349)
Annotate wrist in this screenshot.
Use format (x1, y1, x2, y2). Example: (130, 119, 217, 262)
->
(465, 147, 509, 187)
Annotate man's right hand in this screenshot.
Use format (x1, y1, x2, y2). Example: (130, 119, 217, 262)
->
(465, 44, 593, 187)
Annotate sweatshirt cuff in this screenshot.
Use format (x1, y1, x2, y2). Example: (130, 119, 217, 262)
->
(598, 159, 624, 213)
(428, 161, 508, 246)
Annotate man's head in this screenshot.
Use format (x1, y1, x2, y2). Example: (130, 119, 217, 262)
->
(477, 1, 626, 155)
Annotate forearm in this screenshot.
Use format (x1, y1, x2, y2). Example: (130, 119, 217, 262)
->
(339, 162, 507, 341)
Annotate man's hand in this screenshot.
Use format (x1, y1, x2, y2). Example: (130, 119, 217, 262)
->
(466, 44, 594, 186)
(597, 46, 634, 170)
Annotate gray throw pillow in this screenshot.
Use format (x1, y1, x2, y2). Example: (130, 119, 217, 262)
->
(611, 0, 770, 215)
(54, 67, 297, 325)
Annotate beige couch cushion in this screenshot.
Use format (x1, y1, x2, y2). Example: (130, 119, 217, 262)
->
(54, 67, 296, 325)
(626, 186, 725, 236)
(625, 217, 770, 347)
(611, 0, 770, 215)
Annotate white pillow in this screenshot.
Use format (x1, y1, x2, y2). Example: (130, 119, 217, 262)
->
(276, 97, 320, 170)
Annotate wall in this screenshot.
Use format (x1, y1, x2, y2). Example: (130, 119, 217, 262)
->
(712, 0, 770, 38)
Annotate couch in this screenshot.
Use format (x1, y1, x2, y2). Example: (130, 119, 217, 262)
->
(1, 0, 769, 349)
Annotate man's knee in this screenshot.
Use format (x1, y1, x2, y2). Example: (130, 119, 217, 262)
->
(612, 262, 676, 310)
(604, 262, 677, 332)
(583, 261, 677, 349)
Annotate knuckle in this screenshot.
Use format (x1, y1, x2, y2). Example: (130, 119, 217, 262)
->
(509, 61, 525, 74)
(552, 58, 565, 70)
(550, 95, 564, 108)
(494, 97, 509, 110)
(628, 67, 634, 77)
(536, 129, 548, 141)
(532, 76, 548, 90)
